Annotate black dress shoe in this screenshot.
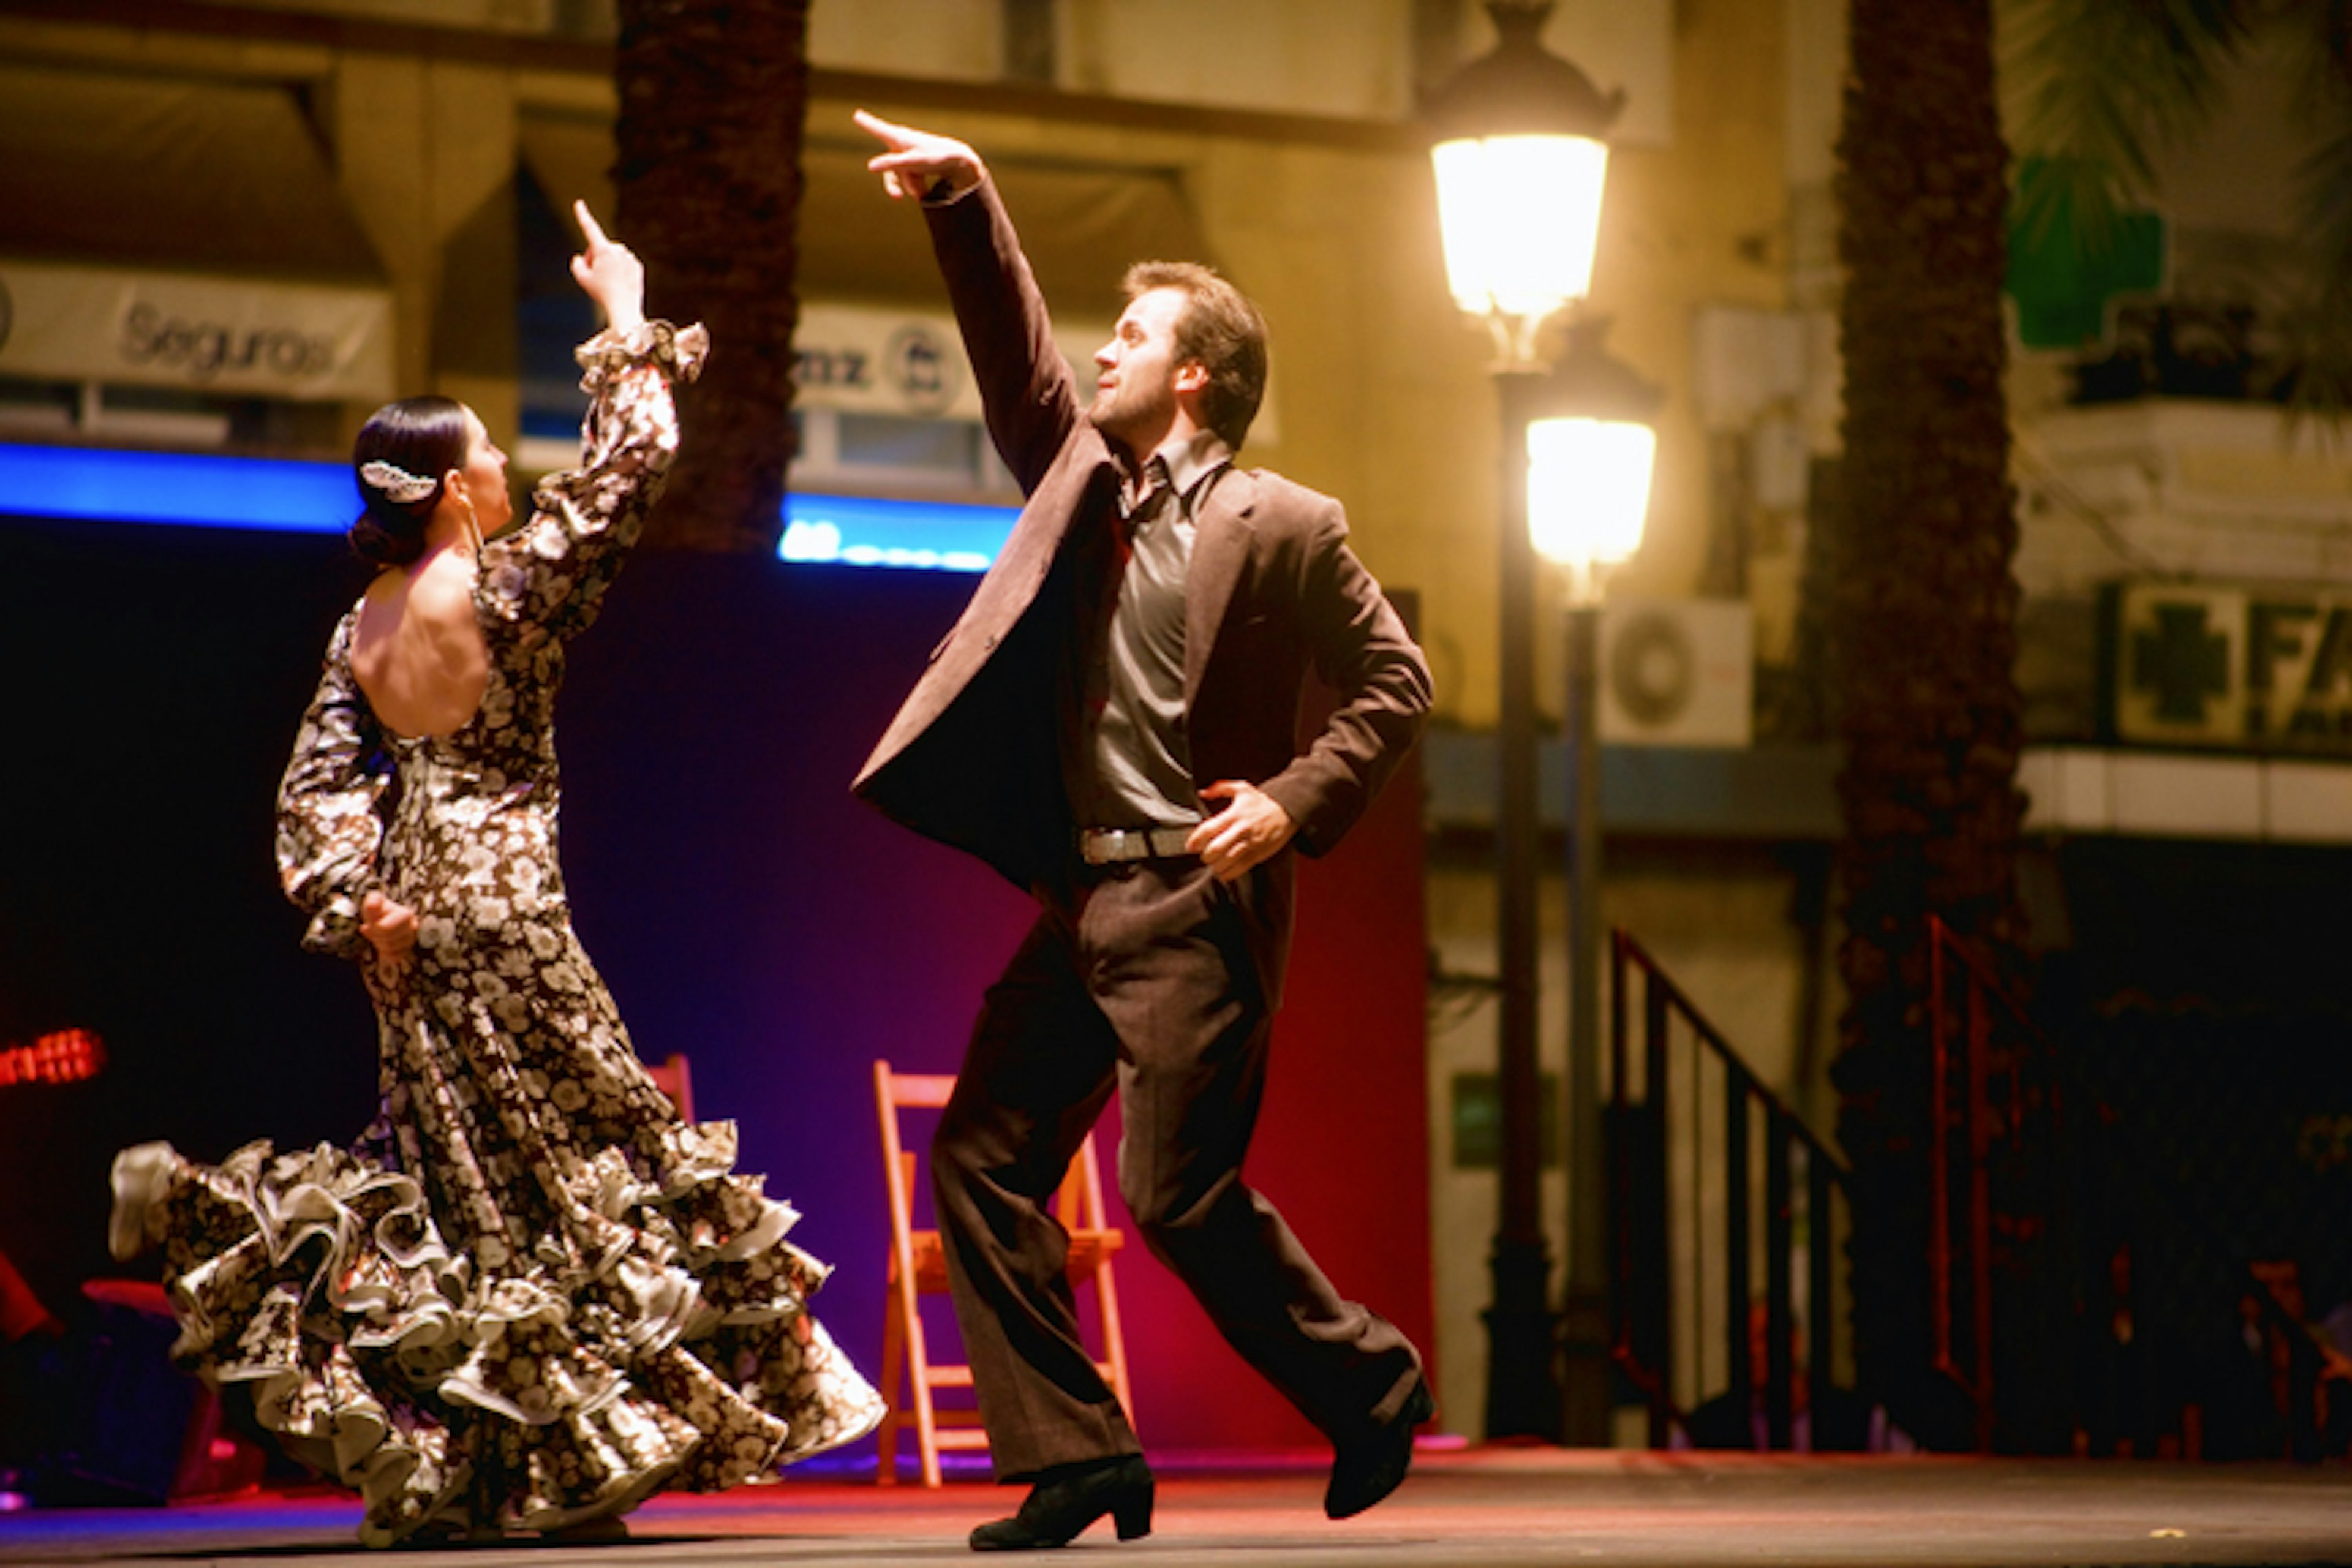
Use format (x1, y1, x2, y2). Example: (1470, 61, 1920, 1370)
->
(1325, 1377, 1436, 1520)
(970, 1454, 1155, 1551)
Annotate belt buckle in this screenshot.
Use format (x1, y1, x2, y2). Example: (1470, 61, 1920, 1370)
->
(1080, 827, 1148, 865)
(1078, 825, 1199, 866)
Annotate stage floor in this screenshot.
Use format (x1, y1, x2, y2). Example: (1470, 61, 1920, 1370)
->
(2, 1447, 2348, 1567)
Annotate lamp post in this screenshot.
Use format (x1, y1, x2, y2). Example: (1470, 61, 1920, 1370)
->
(1424, 0, 1623, 1442)
(1527, 319, 1661, 1447)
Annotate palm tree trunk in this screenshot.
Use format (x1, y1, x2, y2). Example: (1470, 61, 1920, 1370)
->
(612, 0, 809, 552)
(1830, 0, 2030, 1447)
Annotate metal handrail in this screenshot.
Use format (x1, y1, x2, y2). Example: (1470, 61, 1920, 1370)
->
(1611, 927, 1852, 1449)
(1926, 914, 2043, 1452)
(1926, 914, 2346, 1459)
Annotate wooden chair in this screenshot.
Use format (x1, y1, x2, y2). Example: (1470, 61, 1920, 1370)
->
(873, 1059, 1133, 1485)
(643, 1052, 695, 1121)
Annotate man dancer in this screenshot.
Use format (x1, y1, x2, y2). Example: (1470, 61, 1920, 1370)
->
(851, 111, 1436, 1551)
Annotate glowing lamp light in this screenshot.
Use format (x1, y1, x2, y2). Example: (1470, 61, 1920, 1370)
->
(1521, 317, 1664, 592)
(1527, 415, 1654, 573)
(1423, 1, 1625, 364)
(1431, 132, 1610, 325)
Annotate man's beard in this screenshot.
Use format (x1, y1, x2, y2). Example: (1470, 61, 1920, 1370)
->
(1089, 379, 1170, 451)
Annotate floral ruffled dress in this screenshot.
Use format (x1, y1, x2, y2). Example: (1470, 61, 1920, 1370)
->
(109, 321, 883, 1547)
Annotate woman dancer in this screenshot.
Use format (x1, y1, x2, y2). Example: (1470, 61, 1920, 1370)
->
(110, 203, 882, 1547)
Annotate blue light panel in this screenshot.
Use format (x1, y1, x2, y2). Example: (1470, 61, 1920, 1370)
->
(0, 443, 1018, 571)
(782, 491, 1016, 573)
(0, 442, 352, 533)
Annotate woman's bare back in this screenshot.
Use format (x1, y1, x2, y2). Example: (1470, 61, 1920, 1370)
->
(350, 548, 489, 739)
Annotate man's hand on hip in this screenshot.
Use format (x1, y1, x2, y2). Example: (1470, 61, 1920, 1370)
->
(854, 109, 984, 202)
(1188, 781, 1297, 883)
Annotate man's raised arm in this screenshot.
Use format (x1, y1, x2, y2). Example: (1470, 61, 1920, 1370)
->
(854, 110, 1079, 494)
(854, 108, 982, 203)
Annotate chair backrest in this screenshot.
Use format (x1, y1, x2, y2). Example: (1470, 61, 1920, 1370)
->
(874, 1061, 1103, 1232)
(871, 1057, 1134, 1482)
(876, 1063, 947, 1260)
(880, 1065, 956, 1112)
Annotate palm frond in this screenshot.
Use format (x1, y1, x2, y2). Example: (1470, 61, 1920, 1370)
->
(2000, 0, 2259, 243)
(2292, 42, 2352, 261)
(2277, 74, 2352, 426)
(2275, 0, 2352, 118)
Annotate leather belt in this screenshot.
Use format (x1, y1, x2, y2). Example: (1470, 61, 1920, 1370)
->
(1077, 826, 1196, 864)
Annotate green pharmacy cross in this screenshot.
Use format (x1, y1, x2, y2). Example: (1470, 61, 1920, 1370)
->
(2005, 159, 2167, 353)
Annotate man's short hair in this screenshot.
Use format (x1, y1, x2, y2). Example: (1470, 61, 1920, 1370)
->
(1123, 260, 1268, 450)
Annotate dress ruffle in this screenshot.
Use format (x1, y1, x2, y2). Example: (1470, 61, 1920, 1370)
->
(111, 1129, 883, 1547)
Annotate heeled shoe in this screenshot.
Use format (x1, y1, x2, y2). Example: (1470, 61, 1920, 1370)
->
(969, 1453, 1154, 1551)
(1325, 1376, 1436, 1520)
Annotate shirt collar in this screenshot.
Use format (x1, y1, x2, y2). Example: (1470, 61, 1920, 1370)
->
(1128, 429, 1233, 516)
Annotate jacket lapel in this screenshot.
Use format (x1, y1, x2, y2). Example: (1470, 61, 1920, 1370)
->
(986, 431, 1117, 635)
(1185, 467, 1257, 705)
(855, 429, 1117, 791)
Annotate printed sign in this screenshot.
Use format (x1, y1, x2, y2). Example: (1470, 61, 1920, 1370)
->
(2105, 579, 2352, 755)
(0, 258, 393, 401)
(794, 301, 1102, 421)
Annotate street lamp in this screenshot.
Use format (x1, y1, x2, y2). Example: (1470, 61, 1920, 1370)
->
(1427, 2, 1622, 370)
(1528, 404, 1654, 594)
(1424, 0, 1624, 1442)
(1528, 319, 1662, 1447)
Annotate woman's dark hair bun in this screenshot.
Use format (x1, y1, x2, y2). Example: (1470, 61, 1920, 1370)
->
(350, 396, 467, 568)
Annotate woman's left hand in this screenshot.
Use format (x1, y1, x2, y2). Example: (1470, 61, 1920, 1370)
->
(360, 889, 420, 969)
(570, 200, 646, 335)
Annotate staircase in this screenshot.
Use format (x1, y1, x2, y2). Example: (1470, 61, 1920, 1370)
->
(1610, 929, 1860, 1449)
(1926, 916, 2350, 1460)
(1608, 921, 2348, 1458)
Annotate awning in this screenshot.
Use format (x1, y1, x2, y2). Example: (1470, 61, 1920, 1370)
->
(518, 116, 1212, 319)
(0, 64, 393, 402)
(0, 63, 383, 284)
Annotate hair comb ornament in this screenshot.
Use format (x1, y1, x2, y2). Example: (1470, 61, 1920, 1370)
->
(360, 460, 439, 505)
